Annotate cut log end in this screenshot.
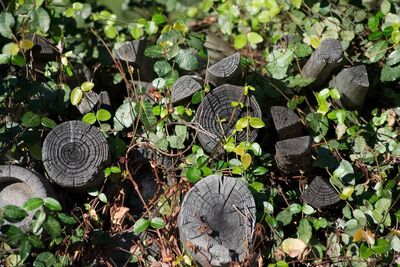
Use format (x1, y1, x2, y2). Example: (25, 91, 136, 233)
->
(76, 91, 100, 114)
(301, 38, 343, 86)
(178, 174, 255, 267)
(207, 53, 241, 86)
(270, 106, 303, 140)
(196, 84, 262, 155)
(171, 75, 203, 104)
(331, 65, 369, 110)
(274, 136, 313, 175)
(42, 120, 110, 189)
(301, 176, 340, 208)
(115, 38, 146, 65)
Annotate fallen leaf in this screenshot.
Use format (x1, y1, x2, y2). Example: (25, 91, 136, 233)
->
(281, 238, 307, 258)
(353, 228, 363, 242)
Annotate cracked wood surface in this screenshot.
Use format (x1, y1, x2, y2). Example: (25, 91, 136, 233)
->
(196, 84, 262, 155)
(271, 106, 303, 140)
(207, 53, 241, 86)
(42, 120, 109, 189)
(301, 176, 340, 208)
(178, 174, 256, 267)
(171, 75, 203, 104)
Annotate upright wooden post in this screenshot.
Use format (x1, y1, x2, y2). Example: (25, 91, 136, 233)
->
(271, 106, 303, 140)
(207, 53, 241, 86)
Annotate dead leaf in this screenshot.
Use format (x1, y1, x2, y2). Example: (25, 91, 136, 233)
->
(363, 229, 375, 245)
(353, 228, 364, 242)
(281, 238, 307, 258)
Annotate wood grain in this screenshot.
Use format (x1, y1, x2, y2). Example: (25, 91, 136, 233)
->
(171, 75, 203, 104)
(271, 106, 303, 140)
(178, 174, 256, 266)
(207, 53, 241, 86)
(301, 176, 340, 208)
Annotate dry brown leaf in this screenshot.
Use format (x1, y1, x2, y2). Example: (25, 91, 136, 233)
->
(281, 238, 307, 258)
(353, 228, 364, 242)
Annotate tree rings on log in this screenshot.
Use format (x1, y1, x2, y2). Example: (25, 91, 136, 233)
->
(301, 38, 343, 87)
(196, 84, 262, 155)
(271, 106, 303, 140)
(274, 136, 313, 175)
(301, 176, 340, 208)
(0, 165, 54, 229)
(115, 38, 146, 66)
(171, 75, 203, 104)
(178, 174, 256, 266)
(207, 53, 241, 86)
(42, 120, 110, 189)
(330, 65, 369, 110)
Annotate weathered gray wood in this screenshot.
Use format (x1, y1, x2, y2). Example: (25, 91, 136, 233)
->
(301, 38, 343, 87)
(76, 91, 100, 114)
(0, 165, 54, 229)
(196, 84, 262, 155)
(207, 53, 241, 86)
(271, 106, 303, 140)
(330, 65, 369, 110)
(204, 31, 236, 65)
(115, 38, 146, 66)
(99, 91, 112, 110)
(301, 176, 340, 208)
(171, 75, 203, 104)
(42, 120, 110, 189)
(178, 174, 256, 267)
(274, 136, 313, 175)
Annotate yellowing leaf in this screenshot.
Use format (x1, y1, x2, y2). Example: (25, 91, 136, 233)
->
(281, 238, 307, 258)
(9, 43, 19, 56)
(61, 56, 68, 66)
(70, 87, 83, 105)
(81, 81, 94, 91)
(392, 30, 400, 44)
(292, 0, 302, 9)
(20, 39, 34, 51)
(339, 186, 354, 200)
(310, 35, 320, 49)
(236, 117, 249, 131)
(235, 146, 245, 157)
(241, 153, 252, 169)
(353, 228, 364, 242)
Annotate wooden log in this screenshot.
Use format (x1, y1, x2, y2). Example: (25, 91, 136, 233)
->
(171, 75, 203, 104)
(42, 120, 110, 189)
(196, 84, 262, 155)
(270, 106, 303, 140)
(178, 174, 256, 267)
(76, 90, 100, 114)
(274, 136, 313, 175)
(132, 147, 174, 170)
(115, 38, 146, 66)
(301, 176, 340, 208)
(98, 91, 112, 110)
(330, 65, 369, 110)
(204, 31, 236, 65)
(0, 165, 54, 229)
(207, 53, 241, 86)
(301, 38, 343, 87)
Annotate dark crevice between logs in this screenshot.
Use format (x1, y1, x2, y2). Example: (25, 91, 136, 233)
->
(196, 84, 262, 155)
(178, 174, 255, 267)
(42, 120, 110, 190)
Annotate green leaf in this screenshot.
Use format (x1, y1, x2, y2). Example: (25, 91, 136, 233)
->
(26, 235, 44, 249)
(249, 117, 265, 128)
(391, 236, 400, 252)
(247, 32, 263, 45)
(372, 238, 390, 254)
(381, 64, 400, 82)
(254, 166, 268, 176)
(241, 153, 252, 169)
(81, 81, 94, 91)
(360, 243, 373, 259)
(145, 21, 158, 35)
(133, 218, 149, 234)
(0, 12, 15, 39)
(41, 117, 57, 129)
(22, 112, 41, 127)
(276, 209, 292, 225)
(104, 25, 117, 39)
(130, 25, 144, 40)
(366, 40, 388, 63)
(386, 50, 400, 66)
(43, 197, 62, 211)
(368, 15, 380, 32)
(82, 112, 96, 124)
(98, 193, 108, 203)
(43, 217, 62, 237)
(136, 100, 157, 130)
(234, 34, 247, 49)
(11, 54, 26, 66)
(114, 100, 136, 131)
(152, 13, 166, 24)
(19, 239, 32, 262)
(31, 8, 50, 33)
(297, 219, 312, 243)
(186, 167, 202, 183)
(23, 198, 43, 211)
(266, 49, 294, 80)
(96, 109, 111, 122)
(332, 160, 354, 183)
(3, 205, 28, 222)
(302, 204, 315, 215)
(144, 45, 164, 58)
(236, 117, 249, 131)
(57, 213, 77, 225)
(176, 49, 198, 71)
(392, 30, 400, 44)
(150, 217, 165, 229)
(33, 208, 46, 234)
(33, 252, 56, 267)
(292, 0, 302, 9)
(153, 60, 172, 77)
(70, 87, 83, 105)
